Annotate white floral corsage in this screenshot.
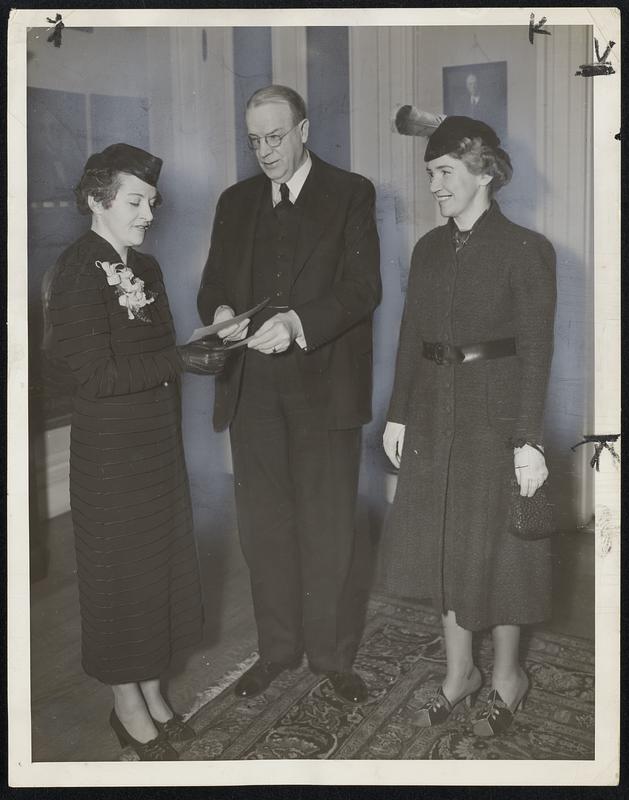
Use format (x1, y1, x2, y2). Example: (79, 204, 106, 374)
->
(96, 260, 156, 323)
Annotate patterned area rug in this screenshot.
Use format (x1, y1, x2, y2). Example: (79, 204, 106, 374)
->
(151, 597, 596, 760)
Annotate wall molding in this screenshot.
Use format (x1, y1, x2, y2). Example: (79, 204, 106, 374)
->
(536, 27, 594, 526)
(272, 27, 308, 102)
(40, 425, 70, 519)
(349, 27, 424, 295)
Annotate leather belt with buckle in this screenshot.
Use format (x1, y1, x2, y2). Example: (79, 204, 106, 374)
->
(423, 337, 516, 366)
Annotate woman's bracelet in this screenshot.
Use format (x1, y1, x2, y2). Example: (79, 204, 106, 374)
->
(511, 438, 545, 456)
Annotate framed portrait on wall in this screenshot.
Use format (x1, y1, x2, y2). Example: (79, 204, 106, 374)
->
(443, 61, 508, 142)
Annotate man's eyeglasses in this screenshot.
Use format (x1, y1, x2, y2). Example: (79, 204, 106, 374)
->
(247, 121, 303, 151)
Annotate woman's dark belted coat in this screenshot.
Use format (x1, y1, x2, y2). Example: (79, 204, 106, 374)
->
(379, 202, 557, 630)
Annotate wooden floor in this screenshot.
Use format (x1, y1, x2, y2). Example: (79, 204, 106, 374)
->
(29, 479, 595, 762)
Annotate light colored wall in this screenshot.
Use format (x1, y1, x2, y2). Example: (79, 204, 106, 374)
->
(272, 27, 308, 100)
(534, 27, 594, 524)
(27, 27, 151, 97)
(29, 25, 593, 529)
(38, 425, 70, 518)
(350, 25, 593, 528)
(28, 27, 236, 523)
(410, 26, 539, 233)
(142, 28, 237, 514)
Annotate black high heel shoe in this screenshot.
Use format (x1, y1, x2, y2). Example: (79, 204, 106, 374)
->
(109, 709, 179, 760)
(472, 672, 529, 737)
(151, 713, 196, 743)
(417, 666, 482, 727)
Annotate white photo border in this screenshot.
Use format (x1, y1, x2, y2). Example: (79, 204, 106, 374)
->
(7, 6, 621, 787)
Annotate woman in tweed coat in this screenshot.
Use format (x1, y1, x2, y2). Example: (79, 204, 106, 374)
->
(381, 117, 556, 736)
(44, 144, 225, 759)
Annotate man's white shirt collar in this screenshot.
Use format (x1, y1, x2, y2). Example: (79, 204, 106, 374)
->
(271, 150, 312, 206)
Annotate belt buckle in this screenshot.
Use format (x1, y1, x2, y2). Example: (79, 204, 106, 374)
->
(433, 342, 446, 365)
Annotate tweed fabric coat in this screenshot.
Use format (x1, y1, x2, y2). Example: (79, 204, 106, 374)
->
(380, 202, 556, 631)
(47, 230, 203, 684)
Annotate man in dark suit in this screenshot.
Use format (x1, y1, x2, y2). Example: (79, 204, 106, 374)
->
(198, 85, 381, 703)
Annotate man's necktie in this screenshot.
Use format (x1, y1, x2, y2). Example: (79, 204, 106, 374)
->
(275, 183, 293, 210)
(276, 182, 293, 215)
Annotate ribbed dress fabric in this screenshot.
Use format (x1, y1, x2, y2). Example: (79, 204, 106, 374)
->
(48, 230, 203, 684)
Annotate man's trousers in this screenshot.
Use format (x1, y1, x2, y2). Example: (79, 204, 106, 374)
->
(229, 347, 368, 673)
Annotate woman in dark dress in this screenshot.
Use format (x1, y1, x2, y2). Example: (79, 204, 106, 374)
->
(382, 117, 556, 736)
(44, 144, 225, 759)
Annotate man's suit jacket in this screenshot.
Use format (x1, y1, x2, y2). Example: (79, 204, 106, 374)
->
(198, 152, 381, 432)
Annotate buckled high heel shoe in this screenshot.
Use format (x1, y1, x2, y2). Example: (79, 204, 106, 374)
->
(417, 666, 482, 727)
(109, 709, 179, 760)
(473, 672, 529, 737)
(151, 713, 196, 743)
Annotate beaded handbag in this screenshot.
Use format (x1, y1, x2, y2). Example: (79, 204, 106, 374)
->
(509, 478, 557, 541)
